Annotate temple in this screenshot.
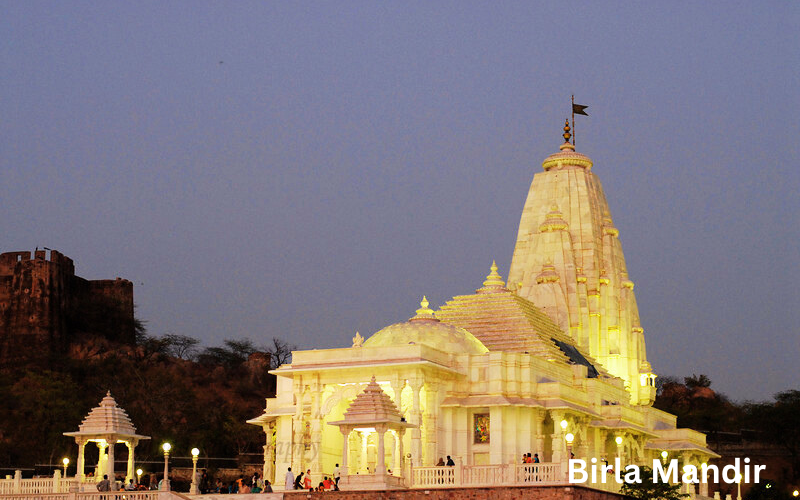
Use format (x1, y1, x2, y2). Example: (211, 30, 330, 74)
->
(248, 121, 717, 492)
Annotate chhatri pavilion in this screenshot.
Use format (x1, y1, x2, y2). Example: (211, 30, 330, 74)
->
(248, 122, 717, 491)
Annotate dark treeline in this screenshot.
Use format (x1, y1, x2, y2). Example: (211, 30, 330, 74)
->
(655, 374, 800, 485)
(0, 329, 295, 470)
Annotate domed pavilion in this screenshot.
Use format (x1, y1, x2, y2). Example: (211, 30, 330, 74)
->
(64, 392, 149, 485)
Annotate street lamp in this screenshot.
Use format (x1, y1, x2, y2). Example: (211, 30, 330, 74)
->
(735, 473, 742, 500)
(136, 468, 142, 486)
(62, 457, 69, 477)
(615, 436, 623, 462)
(661, 450, 668, 464)
(792, 490, 798, 497)
(161, 443, 171, 491)
(189, 448, 200, 495)
(560, 420, 568, 431)
(565, 433, 575, 459)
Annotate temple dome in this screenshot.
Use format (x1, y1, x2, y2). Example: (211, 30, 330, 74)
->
(363, 297, 489, 355)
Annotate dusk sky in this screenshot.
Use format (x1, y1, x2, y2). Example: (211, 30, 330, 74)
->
(2, 2, 798, 401)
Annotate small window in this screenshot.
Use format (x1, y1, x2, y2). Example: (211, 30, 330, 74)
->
(474, 413, 490, 444)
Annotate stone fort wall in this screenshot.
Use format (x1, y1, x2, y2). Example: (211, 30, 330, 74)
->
(0, 249, 134, 362)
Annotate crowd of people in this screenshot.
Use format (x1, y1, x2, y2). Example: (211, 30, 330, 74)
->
(521, 453, 541, 463)
(284, 465, 341, 492)
(205, 472, 273, 494)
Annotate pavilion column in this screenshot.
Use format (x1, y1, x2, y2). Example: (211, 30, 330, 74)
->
(699, 458, 709, 497)
(375, 425, 387, 475)
(106, 439, 115, 484)
(310, 379, 323, 478)
(97, 441, 108, 481)
(549, 411, 564, 464)
(360, 432, 369, 472)
(125, 440, 136, 482)
(397, 429, 405, 476)
(533, 409, 545, 459)
(408, 378, 423, 466)
(76, 439, 86, 483)
(576, 421, 588, 459)
(424, 381, 439, 463)
(263, 423, 275, 484)
(291, 377, 305, 473)
(339, 427, 350, 477)
(393, 431, 401, 473)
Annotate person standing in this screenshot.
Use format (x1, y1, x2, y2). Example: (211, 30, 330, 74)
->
(285, 467, 294, 490)
(333, 463, 340, 486)
(96, 475, 111, 492)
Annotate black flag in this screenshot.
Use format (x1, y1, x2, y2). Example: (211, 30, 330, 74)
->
(572, 103, 588, 116)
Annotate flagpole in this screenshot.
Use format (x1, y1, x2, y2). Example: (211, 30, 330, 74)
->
(571, 94, 575, 146)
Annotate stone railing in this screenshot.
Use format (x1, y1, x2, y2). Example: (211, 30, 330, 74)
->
(0, 493, 167, 500)
(411, 462, 562, 488)
(0, 472, 142, 495)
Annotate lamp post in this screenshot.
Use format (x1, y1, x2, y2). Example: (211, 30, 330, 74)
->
(565, 433, 575, 459)
(161, 443, 171, 491)
(661, 450, 668, 464)
(136, 469, 142, 487)
(735, 473, 742, 500)
(62, 458, 70, 478)
(615, 436, 623, 463)
(190, 448, 200, 495)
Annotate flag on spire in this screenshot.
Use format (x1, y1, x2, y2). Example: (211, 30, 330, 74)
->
(572, 103, 588, 116)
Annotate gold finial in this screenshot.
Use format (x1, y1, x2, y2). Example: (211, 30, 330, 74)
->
(563, 119, 571, 143)
(352, 331, 364, 347)
(483, 260, 504, 287)
(477, 260, 507, 293)
(411, 296, 437, 321)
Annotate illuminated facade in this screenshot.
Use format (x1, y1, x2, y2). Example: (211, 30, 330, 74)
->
(248, 125, 716, 491)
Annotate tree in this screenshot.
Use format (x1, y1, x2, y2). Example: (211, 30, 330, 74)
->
(684, 374, 712, 389)
(161, 333, 200, 360)
(744, 390, 800, 483)
(265, 337, 295, 369)
(620, 466, 688, 500)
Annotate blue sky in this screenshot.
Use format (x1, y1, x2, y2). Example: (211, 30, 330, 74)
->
(2, 1, 798, 401)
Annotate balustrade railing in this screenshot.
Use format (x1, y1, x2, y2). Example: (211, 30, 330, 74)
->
(411, 466, 456, 487)
(411, 462, 562, 488)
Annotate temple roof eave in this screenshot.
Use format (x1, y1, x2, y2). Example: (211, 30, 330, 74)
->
(588, 419, 658, 438)
(327, 418, 416, 428)
(63, 431, 150, 441)
(644, 441, 721, 459)
(270, 357, 466, 378)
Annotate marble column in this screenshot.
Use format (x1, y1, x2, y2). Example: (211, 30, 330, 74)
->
(76, 439, 86, 482)
(263, 423, 275, 484)
(97, 441, 108, 481)
(533, 410, 545, 459)
(408, 378, 423, 466)
(360, 432, 369, 473)
(376, 425, 387, 475)
(393, 431, 401, 473)
(339, 427, 350, 477)
(106, 439, 115, 484)
(397, 429, 405, 476)
(549, 411, 564, 464)
(125, 441, 135, 482)
(310, 380, 323, 477)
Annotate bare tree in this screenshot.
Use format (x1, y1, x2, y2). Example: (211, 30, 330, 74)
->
(266, 337, 295, 369)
